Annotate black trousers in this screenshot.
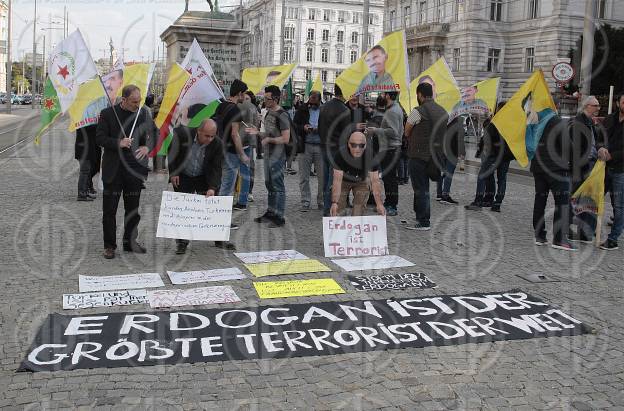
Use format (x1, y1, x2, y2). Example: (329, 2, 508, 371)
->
(532, 172, 570, 243)
(102, 172, 144, 249)
(174, 174, 209, 246)
(380, 148, 400, 208)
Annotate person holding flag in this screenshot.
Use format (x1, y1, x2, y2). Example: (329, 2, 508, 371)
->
(96, 85, 155, 259)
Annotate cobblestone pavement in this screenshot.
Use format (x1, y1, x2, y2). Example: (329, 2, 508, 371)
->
(0, 117, 623, 410)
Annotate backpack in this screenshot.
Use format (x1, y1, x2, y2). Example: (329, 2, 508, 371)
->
(212, 101, 236, 149)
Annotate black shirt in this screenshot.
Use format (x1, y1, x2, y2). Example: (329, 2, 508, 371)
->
(333, 146, 379, 183)
(215, 101, 242, 154)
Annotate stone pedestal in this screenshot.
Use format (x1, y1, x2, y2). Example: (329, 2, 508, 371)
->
(160, 11, 248, 95)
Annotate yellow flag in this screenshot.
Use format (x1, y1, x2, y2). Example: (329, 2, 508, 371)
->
(491, 70, 556, 167)
(335, 30, 411, 112)
(242, 63, 297, 95)
(571, 160, 606, 216)
(155, 63, 191, 129)
(121, 63, 154, 102)
(66, 78, 108, 132)
(474, 77, 500, 113)
(448, 77, 500, 122)
(409, 57, 461, 113)
(311, 74, 323, 93)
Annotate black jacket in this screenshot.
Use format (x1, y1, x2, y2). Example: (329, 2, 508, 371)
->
(347, 102, 371, 125)
(75, 125, 102, 166)
(318, 98, 351, 149)
(96, 105, 155, 184)
(600, 112, 624, 173)
(568, 113, 598, 181)
(167, 125, 224, 193)
(530, 116, 571, 176)
(293, 103, 322, 152)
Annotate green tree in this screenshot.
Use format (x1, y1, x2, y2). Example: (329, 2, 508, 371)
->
(12, 74, 30, 94)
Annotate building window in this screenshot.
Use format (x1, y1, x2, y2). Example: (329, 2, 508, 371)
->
(487, 48, 501, 72)
(369, 14, 374, 25)
(284, 26, 295, 40)
(321, 48, 329, 63)
(323, 9, 330, 21)
(435, 0, 443, 22)
(525, 47, 535, 72)
(307, 28, 315, 41)
(305, 69, 312, 80)
(283, 46, 293, 62)
(419, 1, 427, 24)
(286, 7, 298, 19)
(453, 48, 461, 71)
(404, 6, 411, 27)
(306, 47, 314, 62)
(336, 70, 342, 78)
(455, 0, 464, 22)
(389, 10, 396, 31)
(337, 30, 344, 43)
(528, 0, 539, 19)
(597, 0, 607, 18)
(350, 50, 358, 63)
(338, 11, 345, 23)
(308, 8, 316, 20)
(336, 49, 344, 64)
(322, 70, 328, 82)
(490, 0, 502, 21)
(322, 29, 329, 42)
(368, 34, 374, 48)
(351, 32, 359, 44)
(353, 12, 360, 24)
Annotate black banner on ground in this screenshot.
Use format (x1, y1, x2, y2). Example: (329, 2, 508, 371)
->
(348, 273, 437, 291)
(19, 290, 590, 372)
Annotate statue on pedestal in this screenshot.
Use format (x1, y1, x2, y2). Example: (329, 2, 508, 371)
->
(185, 0, 218, 12)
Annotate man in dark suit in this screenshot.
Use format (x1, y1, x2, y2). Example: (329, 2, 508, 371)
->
(96, 85, 154, 259)
(75, 124, 102, 201)
(168, 118, 231, 254)
(318, 85, 352, 216)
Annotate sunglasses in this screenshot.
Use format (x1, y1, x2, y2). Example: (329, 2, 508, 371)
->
(349, 143, 366, 149)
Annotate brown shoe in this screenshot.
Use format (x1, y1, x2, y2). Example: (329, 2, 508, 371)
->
(103, 248, 115, 259)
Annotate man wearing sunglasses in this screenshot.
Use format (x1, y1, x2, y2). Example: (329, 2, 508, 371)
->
(330, 131, 385, 217)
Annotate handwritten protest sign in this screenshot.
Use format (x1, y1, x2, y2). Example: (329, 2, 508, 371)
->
(348, 273, 436, 291)
(234, 250, 308, 264)
(323, 216, 389, 258)
(167, 268, 245, 285)
(147, 286, 240, 308)
(244, 259, 332, 278)
(79, 273, 164, 292)
(156, 191, 233, 241)
(254, 278, 345, 299)
(331, 255, 415, 272)
(63, 290, 148, 310)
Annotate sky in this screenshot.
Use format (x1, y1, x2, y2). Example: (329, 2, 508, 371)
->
(11, 0, 239, 64)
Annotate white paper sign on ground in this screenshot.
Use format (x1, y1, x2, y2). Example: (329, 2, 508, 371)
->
(322, 216, 389, 258)
(63, 290, 148, 309)
(331, 255, 415, 272)
(167, 268, 245, 285)
(79, 273, 164, 292)
(147, 286, 240, 308)
(234, 250, 309, 264)
(156, 192, 233, 241)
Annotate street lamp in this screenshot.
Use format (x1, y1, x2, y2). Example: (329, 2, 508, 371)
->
(5, 0, 12, 113)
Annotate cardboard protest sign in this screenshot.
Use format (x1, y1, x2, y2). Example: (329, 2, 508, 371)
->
(348, 273, 436, 291)
(63, 290, 148, 310)
(167, 268, 245, 285)
(20, 290, 589, 372)
(244, 259, 332, 278)
(147, 286, 240, 308)
(234, 250, 308, 264)
(254, 279, 345, 299)
(323, 216, 389, 258)
(78, 273, 164, 292)
(331, 255, 414, 272)
(156, 192, 233, 242)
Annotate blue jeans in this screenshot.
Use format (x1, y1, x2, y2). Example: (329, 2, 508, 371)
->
(264, 150, 286, 219)
(321, 147, 334, 214)
(220, 148, 252, 205)
(409, 158, 430, 225)
(436, 158, 457, 197)
(607, 171, 624, 242)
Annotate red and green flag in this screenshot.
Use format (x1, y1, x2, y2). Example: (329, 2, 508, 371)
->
(35, 78, 62, 144)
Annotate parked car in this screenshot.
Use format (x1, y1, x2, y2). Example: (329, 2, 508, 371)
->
(0, 93, 6, 104)
(21, 95, 32, 105)
(11, 95, 23, 105)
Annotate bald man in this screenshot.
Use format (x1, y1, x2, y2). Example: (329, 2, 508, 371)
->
(330, 131, 385, 217)
(168, 118, 228, 254)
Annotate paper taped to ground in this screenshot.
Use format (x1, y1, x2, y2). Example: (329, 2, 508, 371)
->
(156, 191, 233, 241)
(332, 255, 415, 272)
(147, 286, 240, 308)
(167, 268, 245, 285)
(78, 273, 164, 292)
(323, 216, 389, 258)
(63, 290, 148, 310)
(234, 250, 308, 264)
(254, 278, 345, 299)
(348, 273, 437, 291)
(19, 290, 590, 371)
(244, 259, 332, 278)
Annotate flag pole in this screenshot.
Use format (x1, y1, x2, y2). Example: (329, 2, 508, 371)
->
(595, 159, 605, 248)
(97, 74, 128, 139)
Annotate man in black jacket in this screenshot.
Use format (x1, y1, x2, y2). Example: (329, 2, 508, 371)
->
(168, 118, 229, 254)
(318, 85, 352, 216)
(598, 94, 624, 250)
(531, 115, 576, 251)
(294, 91, 323, 211)
(96, 85, 155, 259)
(75, 124, 102, 201)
